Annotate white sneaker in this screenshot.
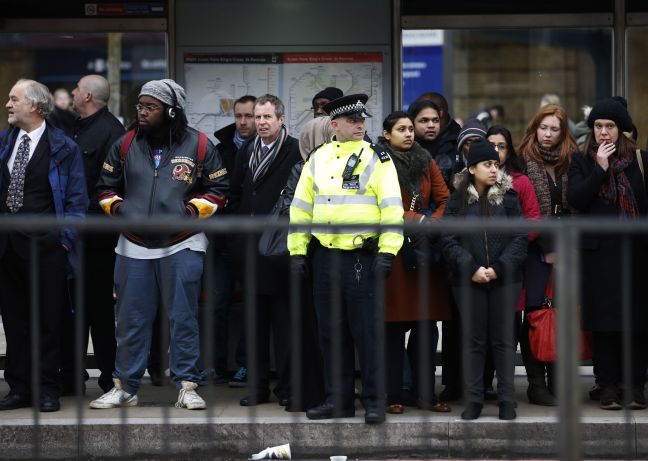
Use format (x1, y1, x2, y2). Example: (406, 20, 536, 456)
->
(175, 381, 206, 410)
(89, 378, 138, 409)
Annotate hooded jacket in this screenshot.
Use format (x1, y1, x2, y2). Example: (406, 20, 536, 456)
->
(441, 168, 527, 284)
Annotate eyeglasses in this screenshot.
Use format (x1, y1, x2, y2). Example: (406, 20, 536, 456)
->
(490, 143, 508, 151)
(135, 104, 162, 114)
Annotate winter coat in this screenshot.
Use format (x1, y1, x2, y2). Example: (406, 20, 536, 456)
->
(508, 169, 542, 311)
(441, 169, 528, 286)
(379, 139, 452, 322)
(0, 122, 88, 273)
(417, 118, 462, 187)
(71, 106, 125, 214)
(567, 149, 648, 332)
(230, 134, 302, 296)
(214, 122, 239, 182)
(97, 127, 229, 248)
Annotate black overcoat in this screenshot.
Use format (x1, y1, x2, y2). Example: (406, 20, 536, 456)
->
(567, 150, 648, 332)
(229, 135, 302, 296)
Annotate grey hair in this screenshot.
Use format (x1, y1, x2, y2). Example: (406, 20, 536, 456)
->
(17, 79, 54, 117)
(81, 75, 110, 107)
(255, 94, 285, 118)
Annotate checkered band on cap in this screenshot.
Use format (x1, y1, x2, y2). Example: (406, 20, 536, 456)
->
(329, 100, 366, 118)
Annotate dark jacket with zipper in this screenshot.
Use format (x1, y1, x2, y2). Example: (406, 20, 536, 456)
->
(441, 169, 528, 285)
(96, 127, 229, 248)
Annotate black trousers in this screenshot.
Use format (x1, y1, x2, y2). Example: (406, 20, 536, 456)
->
(246, 293, 291, 400)
(60, 236, 117, 393)
(386, 320, 438, 405)
(441, 293, 462, 390)
(0, 241, 67, 398)
(311, 244, 384, 410)
(453, 282, 521, 404)
(592, 331, 648, 392)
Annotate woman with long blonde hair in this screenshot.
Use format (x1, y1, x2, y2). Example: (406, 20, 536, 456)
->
(516, 104, 579, 406)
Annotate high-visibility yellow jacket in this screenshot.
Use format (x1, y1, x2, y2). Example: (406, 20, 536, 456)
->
(288, 139, 404, 256)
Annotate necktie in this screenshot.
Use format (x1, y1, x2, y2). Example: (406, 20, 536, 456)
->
(6, 134, 31, 213)
(261, 145, 270, 158)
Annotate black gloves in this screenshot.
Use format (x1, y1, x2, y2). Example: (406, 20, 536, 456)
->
(291, 255, 309, 278)
(372, 253, 394, 278)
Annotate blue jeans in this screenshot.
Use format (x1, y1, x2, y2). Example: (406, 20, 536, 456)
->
(113, 249, 204, 395)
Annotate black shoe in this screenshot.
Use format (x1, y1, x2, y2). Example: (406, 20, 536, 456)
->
(461, 402, 482, 420)
(599, 386, 622, 410)
(627, 388, 647, 410)
(527, 384, 557, 406)
(589, 383, 601, 401)
(439, 386, 462, 402)
(39, 394, 60, 413)
(484, 386, 498, 401)
(498, 401, 516, 420)
(239, 392, 270, 407)
(306, 402, 355, 420)
(0, 393, 31, 411)
(364, 407, 385, 424)
(278, 398, 289, 407)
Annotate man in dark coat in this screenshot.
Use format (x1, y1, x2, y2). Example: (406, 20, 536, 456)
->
(58, 74, 125, 396)
(229, 94, 302, 407)
(204, 95, 256, 385)
(0, 79, 88, 412)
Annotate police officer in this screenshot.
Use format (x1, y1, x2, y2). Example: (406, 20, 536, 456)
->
(288, 94, 404, 424)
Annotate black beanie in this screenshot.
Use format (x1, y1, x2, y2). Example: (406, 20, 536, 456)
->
(312, 87, 343, 106)
(587, 97, 633, 133)
(466, 138, 499, 167)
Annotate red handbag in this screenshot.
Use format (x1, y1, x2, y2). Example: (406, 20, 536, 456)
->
(526, 272, 592, 362)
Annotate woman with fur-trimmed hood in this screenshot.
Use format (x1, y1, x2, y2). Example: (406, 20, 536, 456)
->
(378, 111, 451, 415)
(441, 138, 527, 420)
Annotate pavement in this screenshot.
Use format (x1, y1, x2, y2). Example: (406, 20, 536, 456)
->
(1, 367, 647, 460)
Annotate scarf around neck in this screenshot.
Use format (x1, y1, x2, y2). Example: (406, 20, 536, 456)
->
(589, 145, 638, 219)
(378, 138, 431, 194)
(233, 129, 246, 149)
(249, 125, 287, 183)
(525, 148, 569, 217)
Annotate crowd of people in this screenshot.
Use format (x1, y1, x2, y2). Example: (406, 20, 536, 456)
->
(0, 77, 646, 424)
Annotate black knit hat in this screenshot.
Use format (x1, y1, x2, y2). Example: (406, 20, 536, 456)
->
(587, 97, 633, 133)
(466, 138, 499, 167)
(312, 87, 343, 106)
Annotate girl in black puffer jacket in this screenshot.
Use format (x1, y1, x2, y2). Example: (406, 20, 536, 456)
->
(441, 139, 527, 420)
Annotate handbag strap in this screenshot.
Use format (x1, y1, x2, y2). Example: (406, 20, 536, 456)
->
(543, 270, 555, 307)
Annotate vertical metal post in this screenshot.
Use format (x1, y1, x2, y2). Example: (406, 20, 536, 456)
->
(392, 0, 403, 111)
(167, 0, 176, 79)
(613, 0, 626, 97)
(555, 223, 582, 461)
(29, 238, 40, 460)
(107, 32, 122, 117)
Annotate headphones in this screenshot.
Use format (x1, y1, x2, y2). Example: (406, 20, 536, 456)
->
(163, 81, 179, 119)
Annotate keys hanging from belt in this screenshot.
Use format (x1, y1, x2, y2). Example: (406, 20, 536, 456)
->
(354, 255, 362, 286)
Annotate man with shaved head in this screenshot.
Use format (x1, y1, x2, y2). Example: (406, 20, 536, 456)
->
(58, 75, 125, 396)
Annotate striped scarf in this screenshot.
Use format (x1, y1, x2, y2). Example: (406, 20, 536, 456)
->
(590, 146, 638, 219)
(249, 125, 287, 183)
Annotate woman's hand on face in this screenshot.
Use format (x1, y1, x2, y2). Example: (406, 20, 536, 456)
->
(472, 266, 490, 283)
(544, 251, 556, 265)
(595, 141, 616, 171)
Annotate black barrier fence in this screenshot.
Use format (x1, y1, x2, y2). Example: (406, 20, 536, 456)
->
(0, 215, 646, 460)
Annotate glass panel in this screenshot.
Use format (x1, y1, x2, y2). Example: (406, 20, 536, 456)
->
(403, 28, 612, 141)
(0, 32, 167, 131)
(627, 27, 648, 149)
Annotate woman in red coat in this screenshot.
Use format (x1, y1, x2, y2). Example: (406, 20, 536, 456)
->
(378, 111, 451, 414)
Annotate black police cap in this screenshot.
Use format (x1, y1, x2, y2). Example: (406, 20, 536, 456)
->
(324, 94, 372, 120)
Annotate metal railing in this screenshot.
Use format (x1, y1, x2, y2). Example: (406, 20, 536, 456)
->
(0, 215, 646, 460)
